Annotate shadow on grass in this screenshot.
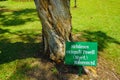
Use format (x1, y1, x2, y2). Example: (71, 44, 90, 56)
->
(0, 5, 6, 8)
(0, 41, 42, 64)
(0, 8, 38, 26)
(0, 28, 65, 80)
(0, 4, 42, 64)
(0, 28, 43, 65)
(77, 30, 120, 51)
(0, 28, 10, 34)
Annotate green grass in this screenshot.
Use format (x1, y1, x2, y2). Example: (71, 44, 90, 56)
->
(71, 0, 120, 75)
(0, 0, 120, 80)
(0, 1, 42, 80)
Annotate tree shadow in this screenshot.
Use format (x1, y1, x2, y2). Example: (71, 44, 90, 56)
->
(0, 8, 38, 26)
(0, 28, 66, 80)
(0, 5, 6, 8)
(77, 30, 120, 51)
(0, 28, 43, 64)
(0, 4, 42, 64)
(0, 28, 10, 34)
(0, 40, 42, 64)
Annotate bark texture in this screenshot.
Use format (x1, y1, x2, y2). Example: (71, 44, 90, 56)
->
(34, 0, 72, 61)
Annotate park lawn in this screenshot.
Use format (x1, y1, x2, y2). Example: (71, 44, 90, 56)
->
(71, 0, 120, 74)
(0, 0, 120, 80)
(0, 1, 42, 80)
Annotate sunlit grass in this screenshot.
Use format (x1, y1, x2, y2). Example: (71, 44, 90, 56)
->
(71, 0, 120, 75)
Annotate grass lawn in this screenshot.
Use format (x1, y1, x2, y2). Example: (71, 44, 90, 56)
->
(0, 0, 120, 80)
(71, 0, 120, 75)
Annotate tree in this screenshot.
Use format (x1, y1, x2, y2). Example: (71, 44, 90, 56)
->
(34, 0, 72, 61)
(34, 1, 98, 77)
(74, 0, 77, 8)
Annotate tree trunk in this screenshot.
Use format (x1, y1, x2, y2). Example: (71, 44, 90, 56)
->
(34, 0, 72, 61)
(74, 0, 77, 8)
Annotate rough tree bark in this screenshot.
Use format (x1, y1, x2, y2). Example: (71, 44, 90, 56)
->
(34, 0, 72, 61)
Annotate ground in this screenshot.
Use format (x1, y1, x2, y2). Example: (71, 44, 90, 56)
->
(0, 0, 120, 80)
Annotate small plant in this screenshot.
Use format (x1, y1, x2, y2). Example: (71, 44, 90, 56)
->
(51, 67, 58, 74)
